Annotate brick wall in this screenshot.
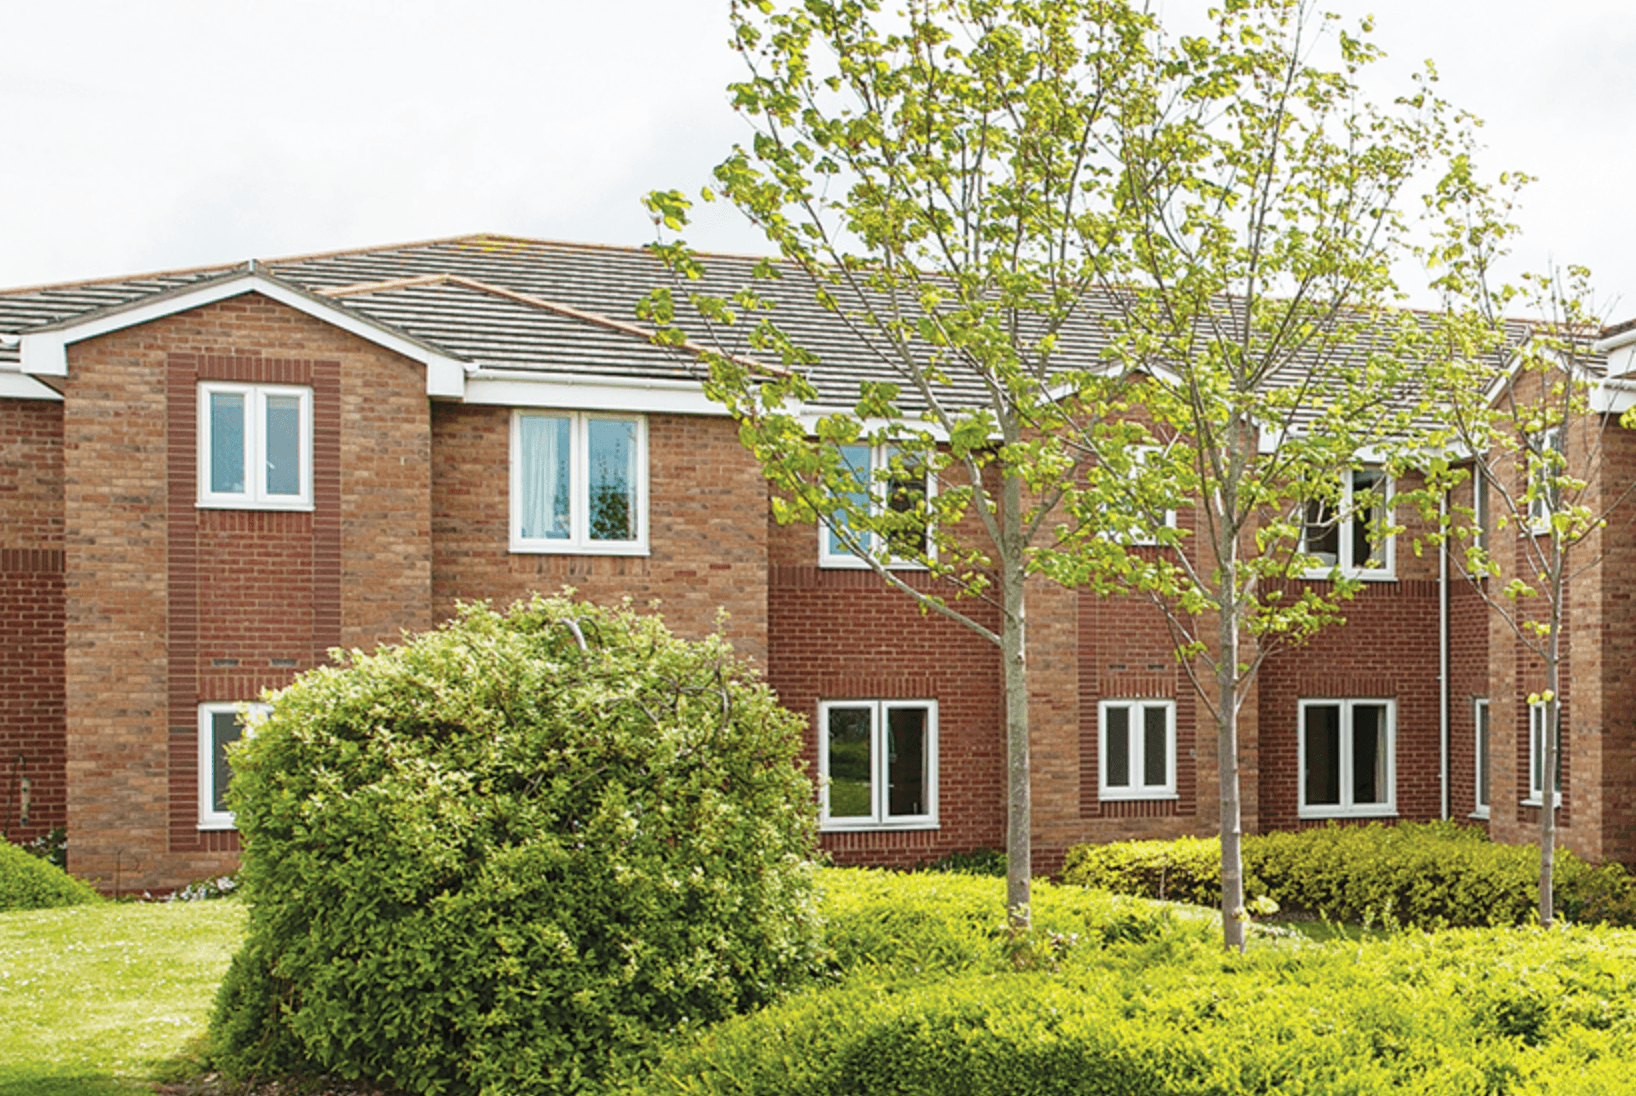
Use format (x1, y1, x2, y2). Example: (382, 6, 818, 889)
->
(61, 293, 432, 893)
(430, 404, 769, 662)
(0, 398, 65, 845)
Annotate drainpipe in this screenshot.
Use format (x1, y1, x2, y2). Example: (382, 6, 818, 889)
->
(1439, 489, 1451, 820)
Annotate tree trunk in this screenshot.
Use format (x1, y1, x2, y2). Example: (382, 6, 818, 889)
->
(1217, 564, 1246, 953)
(1001, 474, 1032, 929)
(1539, 555, 1564, 928)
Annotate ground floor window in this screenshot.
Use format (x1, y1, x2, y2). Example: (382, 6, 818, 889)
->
(1474, 698, 1490, 819)
(198, 702, 269, 830)
(819, 700, 937, 830)
(1528, 700, 1563, 807)
(1098, 699, 1176, 799)
(1299, 699, 1395, 819)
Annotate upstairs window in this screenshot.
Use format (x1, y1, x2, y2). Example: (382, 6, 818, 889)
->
(1526, 427, 1566, 533)
(1303, 468, 1392, 577)
(819, 699, 937, 829)
(198, 383, 312, 509)
(511, 411, 647, 554)
(820, 444, 929, 568)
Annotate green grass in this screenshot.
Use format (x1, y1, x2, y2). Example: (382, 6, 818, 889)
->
(0, 900, 245, 1096)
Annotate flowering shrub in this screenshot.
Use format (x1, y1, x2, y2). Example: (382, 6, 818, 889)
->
(210, 596, 820, 1095)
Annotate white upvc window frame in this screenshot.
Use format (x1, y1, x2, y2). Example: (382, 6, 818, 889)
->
(1112, 445, 1179, 547)
(818, 443, 932, 569)
(1473, 698, 1490, 819)
(510, 410, 649, 555)
(1526, 426, 1566, 534)
(817, 699, 939, 831)
(1297, 698, 1397, 819)
(1301, 467, 1394, 579)
(1098, 698, 1177, 800)
(197, 382, 313, 510)
(198, 701, 270, 830)
(1526, 699, 1564, 807)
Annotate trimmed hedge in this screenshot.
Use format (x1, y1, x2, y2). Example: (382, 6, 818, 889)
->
(1063, 821, 1636, 928)
(210, 596, 822, 1096)
(0, 839, 100, 911)
(640, 886, 1636, 1096)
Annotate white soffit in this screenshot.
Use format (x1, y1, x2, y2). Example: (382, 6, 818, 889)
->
(462, 371, 731, 416)
(16, 271, 472, 399)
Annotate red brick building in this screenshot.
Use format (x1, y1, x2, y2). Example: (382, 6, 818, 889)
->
(0, 234, 1630, 891)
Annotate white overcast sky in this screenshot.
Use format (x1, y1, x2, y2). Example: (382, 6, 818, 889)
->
(1, 1, 1629, 316)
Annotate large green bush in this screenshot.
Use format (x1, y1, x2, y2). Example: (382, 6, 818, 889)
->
(0, 839, 100, 911)
(210, 596, 822, 1096)
(1064, 821, 1636, 928)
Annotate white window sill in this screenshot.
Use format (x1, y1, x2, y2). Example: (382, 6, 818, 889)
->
(820, 819, 940, 833)
(197, 820, 237, 832)
(1522, 796, 1563, 809)
(1099, 791, 1179, 802)
(511, 542, 650, 557)
(198, 499, 314, 512)
(1300, 569, 1396, 583)
(1470, 808, 1491, 820)
(1298, 807, 1398, 820)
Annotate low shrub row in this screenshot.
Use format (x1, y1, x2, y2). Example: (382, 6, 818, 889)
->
(641, 873, 1636, 1095)
(0, 839, 99, 911)
(1062, 821, 1636, 928)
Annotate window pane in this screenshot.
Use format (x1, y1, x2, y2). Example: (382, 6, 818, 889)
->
(518, 416, 571, 540)
(211, 711, 242, 814)
(264, 394, 301, 496)
(1352, 470, 1379, 567)
(1305, 498, 1338, 565)
(828, 445, 872, 557)
(588, 418, 637, 541)
(1531, 705, 1545, 798)
(210, 392, 246, 495)
(1104, 705, 1131, 787)
(1476, 702, 1490, 809)
(1304, 704, 1341, 806)
(1143, 705, 1168, 788)
(1352, 704, 1387, 805)
(886, 707, 928, 817)
(883, 447, 927, 558)
(827, 707, 873, 818)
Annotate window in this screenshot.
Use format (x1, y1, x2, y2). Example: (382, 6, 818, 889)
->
(511, 411, 647, 554)
(819, 444, 928, 568)
(1303, 468, 1392, 575)
(198, 383, 312, 509)
(198, 701, 269, 829)
(1474, 698, 1490, 819)
(1472, 466, 1492, 558)
(1299, 699, 1395, 818)
(1303, 468, 1392, 577)
(1526, 427, 1566, 532)
(1110, 446, 1178, 547)
(818, 700, 937, 829)
(1099, 699, 1176, 799)
(1528, 700, 1563, 806)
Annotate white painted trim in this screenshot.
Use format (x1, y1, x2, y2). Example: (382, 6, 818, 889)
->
(1097, 698, 1178, 801)
(197, 382, 314, 510)
(509, 410, 649, 555)
(0, 371, 62, 400)
(17, 271, 470, 399)
(466, 373, 730, 416)
(198, 701, 269, 830)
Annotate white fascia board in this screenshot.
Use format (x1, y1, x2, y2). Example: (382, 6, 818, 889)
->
(1591, 378, 1636, 415)
(794, 408, 954, 443)
(0, 369, 62, 400)
(462, 370, 731, 416)
(1592, 326, 1636, 356)
(18, 272, 470, 399)
(1598, 344, 1636, 379)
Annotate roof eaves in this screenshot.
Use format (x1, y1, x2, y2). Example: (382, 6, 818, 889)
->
(18, 265, 474, 398)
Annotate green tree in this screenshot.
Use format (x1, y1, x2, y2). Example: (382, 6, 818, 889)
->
(1412, 241, 1631, 925)
(647, 0, 1475, 947)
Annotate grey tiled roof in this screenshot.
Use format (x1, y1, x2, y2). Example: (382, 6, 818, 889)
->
(0, 233, 1545, 421)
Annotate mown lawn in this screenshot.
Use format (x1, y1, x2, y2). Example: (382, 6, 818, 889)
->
(0, 900, 244, 1096)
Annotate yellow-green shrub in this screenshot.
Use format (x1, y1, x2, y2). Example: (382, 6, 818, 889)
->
(210, 596, 821, 1096)
(0, 839, 99, 911)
